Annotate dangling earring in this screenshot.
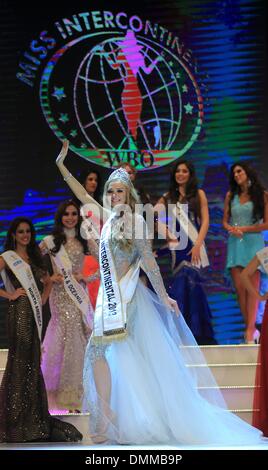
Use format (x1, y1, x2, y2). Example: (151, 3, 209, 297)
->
(247, 179, 252, 188)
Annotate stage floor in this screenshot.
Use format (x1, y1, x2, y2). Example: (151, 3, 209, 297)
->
(1, 345, 267, 452)
(1, 440, 268, 450)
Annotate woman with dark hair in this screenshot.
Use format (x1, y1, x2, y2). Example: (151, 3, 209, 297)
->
(63, 161, 102, 310)
(154, 160, 216, 344)
(40, 200, 93, 413)
(0, 217, 82, 442)
(78, 168, 102, 204)
(222, 162, 268, 343)
(79, 169, 101, 309)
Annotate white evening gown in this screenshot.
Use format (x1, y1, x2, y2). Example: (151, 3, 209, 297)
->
(83, 214, 262, 445)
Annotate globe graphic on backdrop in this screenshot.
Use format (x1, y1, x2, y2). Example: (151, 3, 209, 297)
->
(40, 32, 202, 168)
(74, 37, 183, 153)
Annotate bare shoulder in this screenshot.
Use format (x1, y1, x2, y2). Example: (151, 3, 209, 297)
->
(198, 188, 206, 197)
(198, 189, 208, 202)
(223, 191, 232, 203)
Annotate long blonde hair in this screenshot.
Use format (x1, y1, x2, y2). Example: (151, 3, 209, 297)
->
(103, 179, 140, 251)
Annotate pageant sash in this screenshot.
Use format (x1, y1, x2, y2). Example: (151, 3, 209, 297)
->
(43, 236, 91, 322)
(256, 247, 268, 274)
(172, 203, 209, 268)
(1, 250, 43, 341)
(93, 216, 140, 341)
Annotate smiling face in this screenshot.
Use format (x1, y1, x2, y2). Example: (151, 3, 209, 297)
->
(233, 165, 248, 187)
(61, 204, 79, 229)
(106, 182, 128, 207)
(14, 222, 31, 248)
(84, 172, 98, 195)
(175, 163, 190, 186)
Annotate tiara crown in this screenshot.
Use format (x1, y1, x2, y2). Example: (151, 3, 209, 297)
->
(107, 168, 132, 186)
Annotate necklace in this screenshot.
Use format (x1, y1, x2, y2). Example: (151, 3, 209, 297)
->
(63, 227, 76, 239)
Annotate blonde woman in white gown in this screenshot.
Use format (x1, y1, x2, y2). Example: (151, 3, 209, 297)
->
(56, 141, 263, 446)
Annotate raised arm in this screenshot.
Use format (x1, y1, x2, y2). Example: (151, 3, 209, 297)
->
(56, 140, 110, 222)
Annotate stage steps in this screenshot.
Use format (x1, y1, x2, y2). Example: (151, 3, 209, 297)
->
(0, 345, 259, 435)
(198, 345, 259, 426)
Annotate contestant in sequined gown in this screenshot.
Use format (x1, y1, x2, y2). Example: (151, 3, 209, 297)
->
(0, 217, 82, 442)
(40, 201, 93, 412)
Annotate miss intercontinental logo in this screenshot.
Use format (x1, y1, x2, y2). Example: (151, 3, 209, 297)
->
(17, 10, 204, 170)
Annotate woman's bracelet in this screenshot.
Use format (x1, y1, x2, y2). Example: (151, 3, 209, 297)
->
(64, 172, 73, 182)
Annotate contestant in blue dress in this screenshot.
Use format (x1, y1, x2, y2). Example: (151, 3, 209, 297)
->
(223, 162, 268, 343)
(154, 160, 216, 345)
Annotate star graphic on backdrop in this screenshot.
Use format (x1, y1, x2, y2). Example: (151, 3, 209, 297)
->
(52, 87, 66, 101)
(182, 84, 188, 93)
(175, 72, 181, 79)
(168, 61, 174, 67)
(80, 143, 87, 148)
(59, 113, 69, 123)
(184, 103, 193, 114)
(70, 129, 78, 138)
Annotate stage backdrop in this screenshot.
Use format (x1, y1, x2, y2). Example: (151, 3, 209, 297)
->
(0, 0, 267, 346)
